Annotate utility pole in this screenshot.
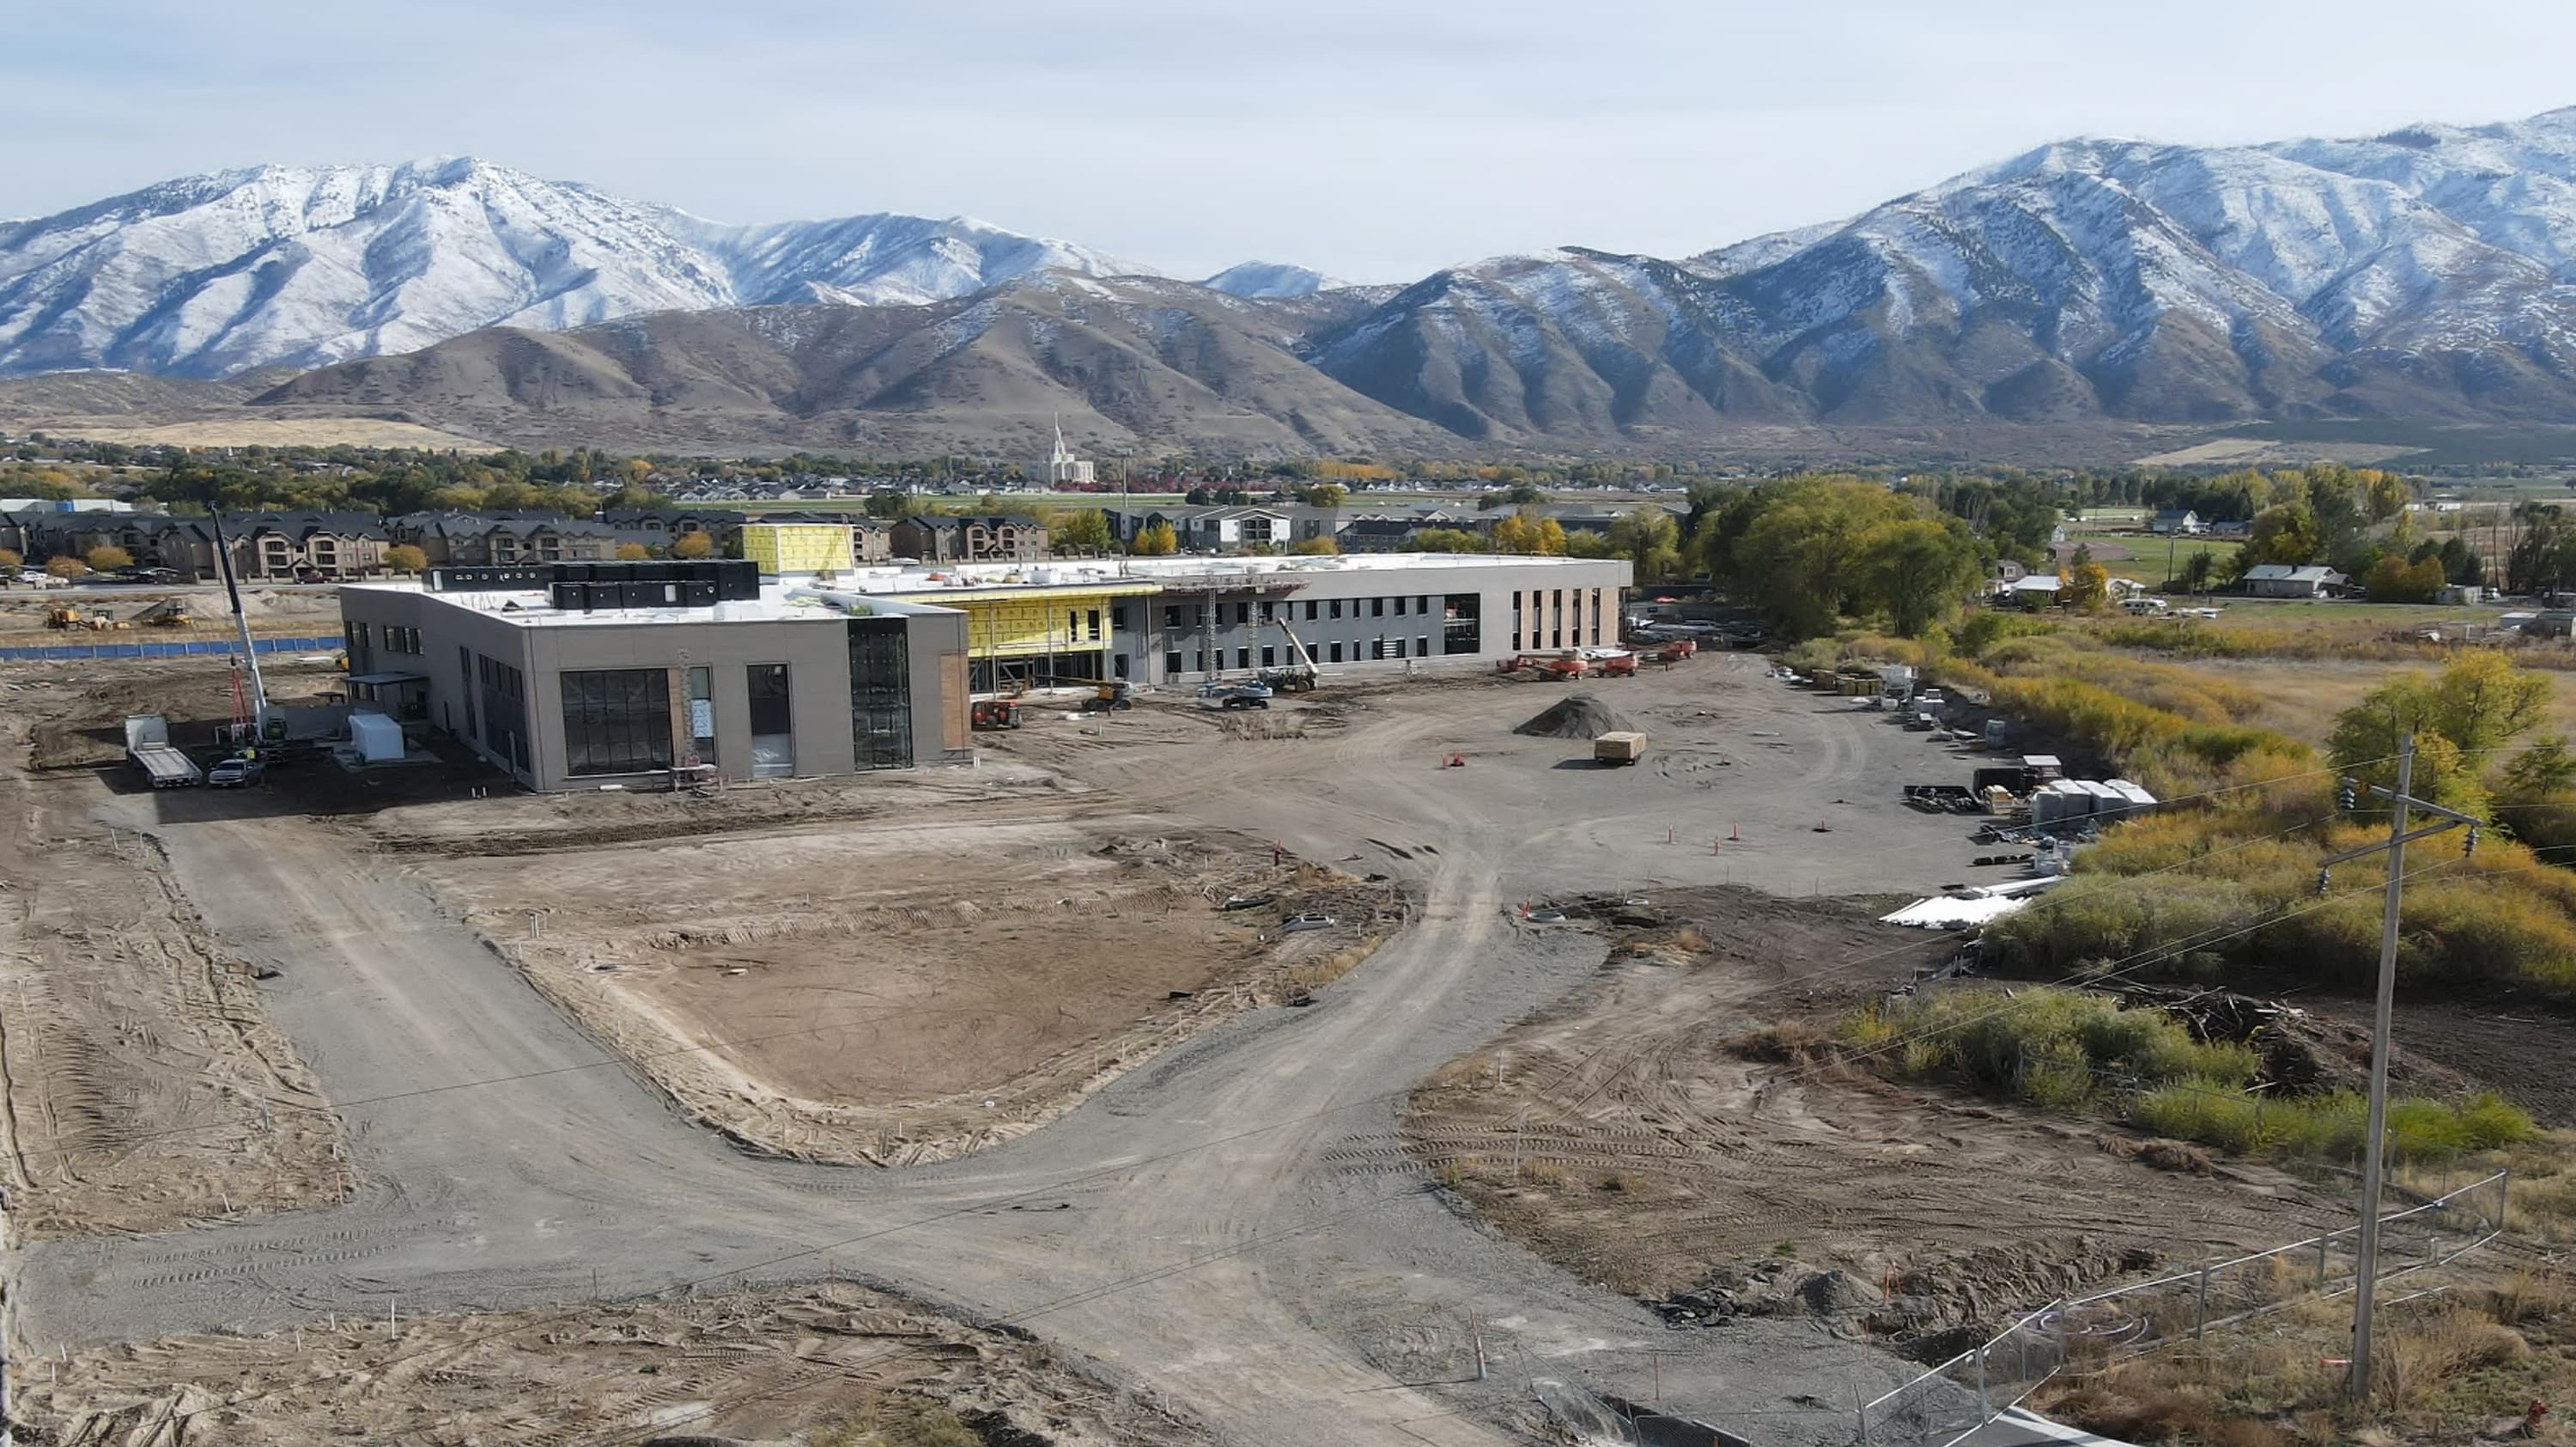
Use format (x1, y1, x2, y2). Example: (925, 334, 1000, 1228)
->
(2317, 735, 2480, 1401)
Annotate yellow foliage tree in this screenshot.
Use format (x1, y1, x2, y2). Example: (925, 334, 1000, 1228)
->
(83, 544, 132, 573)
(2059, 559, 2111, 610)
(384, 544, 428, 575)
(669, 531, 714, 559)
(1131, 520, 1179, 556)
(614, 543, 650, 561)
(1290, 536, 1340, 555)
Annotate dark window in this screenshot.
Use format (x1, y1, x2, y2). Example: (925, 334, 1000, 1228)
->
(1329, 641, 1344, 662)
(1393, 638, 1406, 659)
(1163, 605, 1185, 629)
(560, 668, 670, 776)
(1236, 648, 1251, 669)
(477, 653, 528, 772)
(1329, 599, 1342, 619)
(1112, 604, 1128, 631)
(1115, 654, 1131, 679)
(458, 645, 475, 739)
(1260, 600, 1275, 622)
(1394, 597, 1406, 617)
(1194, 648, 1206, 672)
(1442, 593, 1480, 654)
(1417, 595, 1430, 614)
(1418, 635, 1429, 657)
(1370, 598, 1384, 617)
(1262, 646, 1277, 666)
(1304, 600, 1318, 621)
(1164, 651, 1182, 675)
(1086, 608, 1101, 641)
(746, 663, 793, 778)
(848, 618, 912, 769)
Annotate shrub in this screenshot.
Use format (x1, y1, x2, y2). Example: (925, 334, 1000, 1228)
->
(1861, 988, 2257, 1105)
(2129, 1085, 2532, 1162)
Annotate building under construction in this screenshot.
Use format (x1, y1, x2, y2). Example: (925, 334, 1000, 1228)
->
(335, 543, 1631, 790)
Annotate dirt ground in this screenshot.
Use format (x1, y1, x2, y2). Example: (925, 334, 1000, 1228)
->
(13, 1279, 1201, 1447)
(1403, 888, 2348, 1332)
(387, 779, 1403, 1164)
(0, 668, 343, 1237)
(0, 584, 342, 636)
(21, 644, 2554, 1447)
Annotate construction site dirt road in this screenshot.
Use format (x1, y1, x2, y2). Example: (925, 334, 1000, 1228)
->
(9, 654, 2006, 1445)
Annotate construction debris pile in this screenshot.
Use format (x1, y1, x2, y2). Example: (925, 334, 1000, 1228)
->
(1514, 692, 1634, 739)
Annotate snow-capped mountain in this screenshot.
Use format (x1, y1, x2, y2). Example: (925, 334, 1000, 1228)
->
(1201, 261, 1341, 299)
(1309, 106, 2576, 436)
(0, 158, 1153, 377)
(32, 106, 2576, 446)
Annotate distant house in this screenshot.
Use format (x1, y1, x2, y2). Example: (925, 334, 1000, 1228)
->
(1339, 518, 1423, 553)
(2149, 508, 2206, 536)
(389, 512, 622, 567)
(2007, 574, 2064, 607)
(891, 514, 1049, 563)
(1182, 507, 1292, 552)
(2241, 564, 2344, 599)
(228, 513, 390, 581)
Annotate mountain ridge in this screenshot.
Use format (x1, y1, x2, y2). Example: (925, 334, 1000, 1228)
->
(21, 107, 2576, 453)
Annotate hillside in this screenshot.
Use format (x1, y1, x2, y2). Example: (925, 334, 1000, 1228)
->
(244, 276, 1456, 456)
(23, 108, 2576, 454)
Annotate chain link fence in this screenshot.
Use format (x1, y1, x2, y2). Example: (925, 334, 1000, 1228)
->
(1854, 1169, 2506, 1446)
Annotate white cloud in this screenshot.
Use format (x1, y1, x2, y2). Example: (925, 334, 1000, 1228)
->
(10, 0, 2576, 282)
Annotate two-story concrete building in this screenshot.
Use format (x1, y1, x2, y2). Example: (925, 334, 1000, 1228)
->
(337, 560, 975, 792)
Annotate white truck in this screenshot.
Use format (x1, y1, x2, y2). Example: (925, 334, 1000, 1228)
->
(125, 714, 201, 788)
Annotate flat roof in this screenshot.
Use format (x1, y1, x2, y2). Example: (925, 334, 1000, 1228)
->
(343, 580, 954, 629)
(846, 551, 1621, 594)
(343, 552, 1625, 629)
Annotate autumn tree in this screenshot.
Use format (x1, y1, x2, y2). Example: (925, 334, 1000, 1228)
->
(615, 543, 651, 562)
(46, 555, 88, 580)
(1289, 536, 1340, 555)
(83, 544, 133, 573)
(1728, 480, 1895, 636)
(0, 546, 21, 575)
(2327, 653, 2553, 817)
(1859, 516, 1985, 636)
(384, 544, 428, 575)
(1294, 483, 1347, 508)
(670, 531, 715, 559)
(1131, 521, 1179, 556)
(2181, 550, 2217, 595)
(1606, 507, 1684, 580)
(1051, 509, 1112, 554)
(2362, 553, 2444, 603)
(2238, 502, 2321, 572)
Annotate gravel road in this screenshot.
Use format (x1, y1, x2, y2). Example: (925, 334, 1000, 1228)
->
(10, 656, 1995, 1444)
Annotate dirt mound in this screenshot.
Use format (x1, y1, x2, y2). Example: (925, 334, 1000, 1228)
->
(1512, 692, 1632, 739)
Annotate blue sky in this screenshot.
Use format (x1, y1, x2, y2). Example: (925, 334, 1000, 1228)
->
(11, 0, 2576, 282)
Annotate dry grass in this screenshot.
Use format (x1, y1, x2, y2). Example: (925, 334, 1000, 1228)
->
(2037, 1268, 2570, 1445)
